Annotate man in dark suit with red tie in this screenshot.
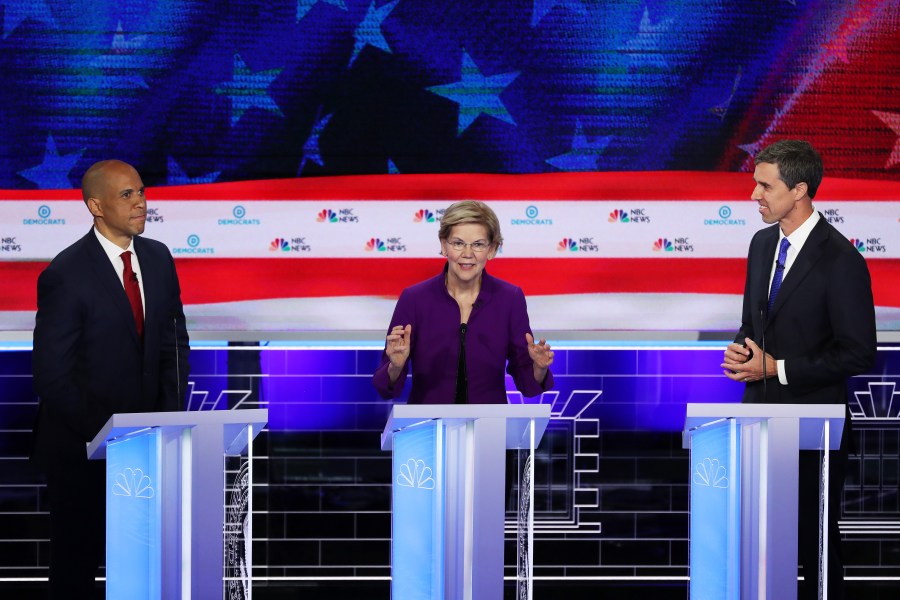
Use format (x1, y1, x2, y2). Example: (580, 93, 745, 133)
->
(31, 159, 190, 599)
(721, 140, 876, 600)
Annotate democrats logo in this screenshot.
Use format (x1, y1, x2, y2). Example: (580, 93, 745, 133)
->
(219, 204, 260, 225)
(270, 237, 311, 252)
(850, 237, 886, 253)
(413, 209, 436, 223)
(704, 205, 746, 226)
(173, 234, 214, 255)
(23, 204, 66, 225)
(608, 208, 650, 224)
(822, 208, 844, 224)
(653, 237, 694, 253)
(1, 236, 22, 253)
(365, 237, 406, 252)
(511, 205, 552, 226)
(318, 208, 359, 223)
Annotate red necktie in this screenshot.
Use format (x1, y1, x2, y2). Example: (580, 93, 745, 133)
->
(120, 251, 144, 338)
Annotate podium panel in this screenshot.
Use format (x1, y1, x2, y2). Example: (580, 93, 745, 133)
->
(88, 409, 268, 600)
(683, 403, 844, 600)
(106, 429, 163, 599)
(382, 404, 551, 600)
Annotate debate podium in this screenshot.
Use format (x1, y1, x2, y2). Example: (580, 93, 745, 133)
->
(381, 404, 551, 600)
(87, 409, 268, 599)
(683, 403, 845, 600)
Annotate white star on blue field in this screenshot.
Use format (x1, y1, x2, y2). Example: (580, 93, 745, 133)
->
(298, 112, 333, 174)
(297, 0, 347, 22)
(427, 51, 520, 136)
(18, 135, 85, 189)
(167, 157, 221, 186)
(546, 120, 611, 171)
(214, 54, 284, 127)
(350, 0, 400, 66)
(89, 22, 151, 89)
(619, 7, 674, 71)
(531, 0, 586, 28)
(0, 0, 57, 38)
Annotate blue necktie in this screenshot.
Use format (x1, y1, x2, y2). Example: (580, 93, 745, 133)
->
(767, 237, 791, 313)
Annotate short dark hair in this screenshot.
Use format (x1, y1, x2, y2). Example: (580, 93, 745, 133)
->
(754, 140, 824, 199)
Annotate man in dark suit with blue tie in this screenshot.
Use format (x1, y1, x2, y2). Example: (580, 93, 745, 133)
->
(722, 140, 876, 600)
(31, 159, 190, 599)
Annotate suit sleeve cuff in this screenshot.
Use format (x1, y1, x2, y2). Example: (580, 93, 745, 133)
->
(777, 360, 788, 385)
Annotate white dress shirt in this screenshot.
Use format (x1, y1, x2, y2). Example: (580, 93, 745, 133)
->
(93, 227, 146, 316)
(771, 209, 820, 385)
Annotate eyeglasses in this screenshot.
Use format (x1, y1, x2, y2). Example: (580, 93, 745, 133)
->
(446, 239, 491, 253)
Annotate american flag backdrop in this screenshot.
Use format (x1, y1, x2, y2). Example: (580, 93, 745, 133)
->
(0, 0, 898, 332)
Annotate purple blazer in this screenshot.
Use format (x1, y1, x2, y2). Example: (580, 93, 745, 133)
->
(372, 268, 553, 404)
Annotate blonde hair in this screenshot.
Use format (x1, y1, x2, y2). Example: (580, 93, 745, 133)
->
(438, 201, 503, 248)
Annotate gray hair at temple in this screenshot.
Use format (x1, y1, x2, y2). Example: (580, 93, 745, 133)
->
(754, 140, 824, 200)
(438, 200, 504, 248)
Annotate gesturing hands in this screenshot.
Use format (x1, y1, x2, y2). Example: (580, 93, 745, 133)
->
(386, 324, 411, 383)
(526, 333, 554, 383)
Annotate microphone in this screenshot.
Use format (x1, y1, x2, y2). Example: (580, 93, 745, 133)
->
(455, 323, 468, 404)
(174, 316, 182, 410)
(760, 306, 767, 400)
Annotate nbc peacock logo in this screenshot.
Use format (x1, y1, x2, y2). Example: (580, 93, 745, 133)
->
(365, 238, 386, 252)
(849, 239, 865, 253)
(317, 209, 338, 223)
(653, 238, 674, 252)
(413, 209, 435, 223)
(608, 209, 630, 223)
(557, 238, 578, 252)
(270, 238, 290, 252)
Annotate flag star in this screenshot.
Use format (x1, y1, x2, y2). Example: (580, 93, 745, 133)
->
(214, 54, 284, 127)
(167, 157, 221, 185)
(427, 51, 520, 136)
(298, 112, 333, 175)
(297, 0, 347, 22)
(349, 0, 400, 66)
(89, 22, 151, 89)
(737, 138, 767, 172)
(546, 120, 611, 171)
(0, 0, 57, 39)
(531, 0, 587, 28)
(872, 111, 900, 169)
(619, 7, 674, 70)
(18, 135, 85, 189)
(709, 68, 742, 121)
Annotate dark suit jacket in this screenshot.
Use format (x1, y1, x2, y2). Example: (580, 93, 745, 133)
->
(31, 229, 190, 469)
(736, 214, 876, 405)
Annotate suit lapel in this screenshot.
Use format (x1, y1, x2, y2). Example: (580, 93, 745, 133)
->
(134, 237, 157, 327)
(768, 217, 829, 318)
(754, 226, 778, 319)
(84, 229, 141, 346)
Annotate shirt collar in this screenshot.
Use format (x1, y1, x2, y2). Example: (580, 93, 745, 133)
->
(780, 207, 820, 252)
(93, 226, 136, 263)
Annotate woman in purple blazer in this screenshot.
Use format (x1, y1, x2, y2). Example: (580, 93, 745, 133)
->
(373, 201, 554, 404)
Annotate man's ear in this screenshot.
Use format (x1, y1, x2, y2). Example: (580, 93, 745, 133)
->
(793, 181, 808, 200)
(86, 197, 102, 218)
